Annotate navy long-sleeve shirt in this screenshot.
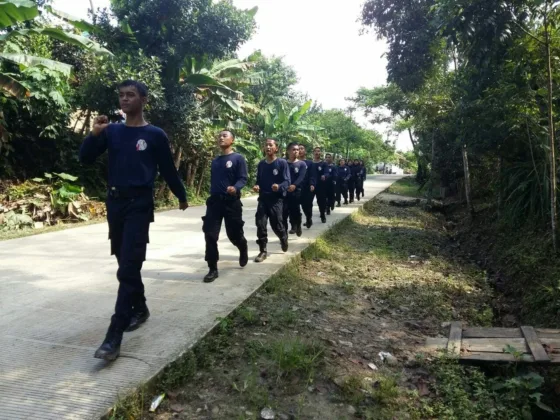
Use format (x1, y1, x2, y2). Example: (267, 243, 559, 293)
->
(210, 152, 248, 196)
(361, 166, 367, 180)
(256, 158, 291, 196)
(337, 165, 351, 183)
(327, 164, 338, 184)
(314, 160, 329, 185)
(303, 159, 317, 187)
(351, 164, 361, 180)
(79, 124, 187, 202)
(287, 160, 307, 191)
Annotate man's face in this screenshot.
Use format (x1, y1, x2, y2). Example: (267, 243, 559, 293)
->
(289, 145, 299, 160)
(326, 155, 332, 164)
(313, 149, 321, 160)
(355, 160, 360, 165)
(340, 159, 346, 166)
(299, 146, 306, 159)
(218, 131, 234, 148)
(118, 86, 145, 114)
(264, 140, 278, 156)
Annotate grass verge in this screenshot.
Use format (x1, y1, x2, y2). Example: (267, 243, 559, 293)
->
(107, 194, 559, 420)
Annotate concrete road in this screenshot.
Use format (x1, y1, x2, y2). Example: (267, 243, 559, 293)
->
(0, 175, 402, 419)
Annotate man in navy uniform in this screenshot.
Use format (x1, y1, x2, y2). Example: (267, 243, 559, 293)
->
(325, 153, 337, 213)
(312, 147, 328, 223)
(352, 158, 363, 201)
(347, 159, 356, 203)
(79, 80, 188, 361)
(359, 159, 366, 198)
(297, 145, 316, 229)
(336, 158, 351, 206)
(284, 142, 307, 236)
(253, 139, 291, 263)
(202, 130, 249, 283)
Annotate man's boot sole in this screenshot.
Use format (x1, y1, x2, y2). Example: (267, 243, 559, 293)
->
(204, 273, 219, 283)
(94, 348, 120, 361)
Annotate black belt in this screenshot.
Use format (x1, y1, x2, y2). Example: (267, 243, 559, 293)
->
(108, 186, 152, 199)
(209, 193, 240, 201)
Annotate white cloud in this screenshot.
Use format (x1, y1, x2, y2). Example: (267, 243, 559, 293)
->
(52, 0, 411, 150)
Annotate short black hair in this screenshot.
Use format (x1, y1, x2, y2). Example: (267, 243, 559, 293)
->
(287, 142, 299, 150)
(325, 153, 332, 157)
(265, 138, 278, 145)
(220, 130, 235, 140)
(118, 80, 148, 97)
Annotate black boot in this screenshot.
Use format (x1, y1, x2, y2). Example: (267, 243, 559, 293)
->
(204, 262, 219, 283)
(254, 246, 267, 263)
(305, 219, 313, 229)
(239, 242, 249, 268)
(336, 202, 341, 207)
(344, 200, 348, 205)
(296, 223, 302, 237)
(326, 208, 331, 215)
(126, 306, 150, 332)
(289, 227, 296, 234)
(280, 237, 289, 252)
(95, 317, 124, 361)
(321, 215, 326, 223)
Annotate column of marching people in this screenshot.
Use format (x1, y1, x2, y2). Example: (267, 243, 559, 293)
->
(79, 80, 368, 361)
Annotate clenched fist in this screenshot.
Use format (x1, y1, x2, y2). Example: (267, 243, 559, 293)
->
(92, 115, 110, 137)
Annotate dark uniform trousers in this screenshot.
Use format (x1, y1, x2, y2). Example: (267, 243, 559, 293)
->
(301, 187, 314, 222)
(283, 190, 302, 231)
(355, 178, 364, 198)
(313, 184, 328, 217)
(348, 178, 356, 202)
(202, 194, 247, 263)
(327, 181, 336, 210)
(336, 182, 348, 204)
(255, 193, 287, 248)
(106, 188, 153, 330)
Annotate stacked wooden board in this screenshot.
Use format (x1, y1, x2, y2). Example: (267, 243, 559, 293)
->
(423, 322, 560, 363)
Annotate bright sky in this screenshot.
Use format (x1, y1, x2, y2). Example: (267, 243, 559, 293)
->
(53, 0, 410, 151)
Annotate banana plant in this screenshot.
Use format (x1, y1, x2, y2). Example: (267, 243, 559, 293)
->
(0, 0, 111, 99)
(180, 54, 263, 118)
(256, 100, 323, 148)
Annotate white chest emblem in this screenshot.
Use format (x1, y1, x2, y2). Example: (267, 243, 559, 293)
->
(329, 168, 332, 172)
(318, 166, 322, 171)
(295, 167, 299, 173)
(136, 139, 147, 151)
(226, 160, 232, 168)
(273, 169, 279, 176)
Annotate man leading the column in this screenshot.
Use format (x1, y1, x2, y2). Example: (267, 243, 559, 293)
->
(79, 80, 188, 361)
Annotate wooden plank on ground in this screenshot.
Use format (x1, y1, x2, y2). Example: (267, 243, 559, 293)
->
(447, 322, 462, 355)
(521, 326, 550, 362)
(462, 328, 522, 338)
(462, 338, 529, 354)
(461, 352, 535, 363)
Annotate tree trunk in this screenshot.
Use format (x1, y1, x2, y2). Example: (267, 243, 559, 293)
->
(462, 143, 474, 216)
(196, 158, 209, 197)
(187, 157, 198, 188)
(427, 130, 436, 205)
(79, 110, 91, 136)
(545, 4, 558, 252)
